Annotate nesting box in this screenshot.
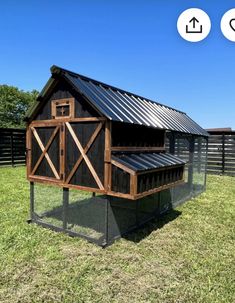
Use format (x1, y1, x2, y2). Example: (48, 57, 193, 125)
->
(25, 66, 208, 246)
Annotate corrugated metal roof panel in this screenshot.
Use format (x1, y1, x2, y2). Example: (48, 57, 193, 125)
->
(63, 70, 208, 136)
(32, 65, 208, 137)
(112, 153, 186, 172)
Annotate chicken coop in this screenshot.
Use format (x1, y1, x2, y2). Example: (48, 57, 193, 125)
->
(25, 66, 208, 246)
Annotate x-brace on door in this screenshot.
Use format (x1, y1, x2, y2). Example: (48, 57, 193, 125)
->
(27, 120, 105, 190)
(27, 122, 64, 182)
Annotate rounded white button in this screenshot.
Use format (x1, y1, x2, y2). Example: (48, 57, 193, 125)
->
(177, 8, 211, 42)
(221, 9, 235, 42)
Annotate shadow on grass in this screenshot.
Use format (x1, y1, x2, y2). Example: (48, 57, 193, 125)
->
(122, 208, 182, 243)
(34, 192, 182, 245)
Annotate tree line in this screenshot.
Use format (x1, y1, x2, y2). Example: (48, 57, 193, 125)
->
(0, 85, 39, 128)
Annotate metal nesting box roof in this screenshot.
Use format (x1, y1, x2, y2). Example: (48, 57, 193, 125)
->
(26, 65, 208, 137)
(112, 153, 186, 172)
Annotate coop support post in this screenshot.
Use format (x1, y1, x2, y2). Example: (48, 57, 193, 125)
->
(169, 132, 175, 155)
(104, 121, 111, 192)
(30, 182, 34, 219)
(198, 137, 202, 173)
(63, 188, 69, 230)
(103, 196, 109, 247)
(188, 136, 195, 194)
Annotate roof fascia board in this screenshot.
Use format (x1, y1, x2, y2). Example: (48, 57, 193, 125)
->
(25, 77, 59, 122)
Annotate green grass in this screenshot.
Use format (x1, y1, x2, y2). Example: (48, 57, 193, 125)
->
(0, 167, 234, 303)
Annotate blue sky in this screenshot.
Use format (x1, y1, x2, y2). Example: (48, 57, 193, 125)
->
(0, 0, 234, 129)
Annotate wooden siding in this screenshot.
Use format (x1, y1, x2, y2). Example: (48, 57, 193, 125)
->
(137, 166, 184, 194)
(35, 80, 100, 121)
(65, 122, 105, 188)
(31, 126, 60, 179)
(111, 122, 165, 148)
(111, 165, 130, 194)
(28, 78, 106, 191)
(28, 120, 105, 190)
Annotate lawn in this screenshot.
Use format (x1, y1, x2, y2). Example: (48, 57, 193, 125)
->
(0, 167, 234, 303)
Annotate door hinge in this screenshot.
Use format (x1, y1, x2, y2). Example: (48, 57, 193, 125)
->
(61, 149, 64, 156)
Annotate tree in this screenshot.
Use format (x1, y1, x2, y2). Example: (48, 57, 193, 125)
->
(0, 85, 39, 128)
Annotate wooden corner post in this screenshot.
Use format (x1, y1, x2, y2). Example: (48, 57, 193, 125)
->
(130, 174, 137, 196)
(26, 125, 32, 178)
(104, 121, 111, 191)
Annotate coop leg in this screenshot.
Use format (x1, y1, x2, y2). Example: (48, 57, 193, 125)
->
(63, 188, 69, 231)
(188, 136, 195, 195)
(30, 181, 34, 218)
(102, 197, 109, 247)
(28, 182, 34, 223)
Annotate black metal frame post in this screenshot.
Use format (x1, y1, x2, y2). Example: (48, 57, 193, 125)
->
(188, 136, 195, 194)
(29, 181, 34, 220)
(198, 136, 202, 174)
(169, 132, 175, 155)
(103, 196, 109, 247)
(63, 188, 69, 231)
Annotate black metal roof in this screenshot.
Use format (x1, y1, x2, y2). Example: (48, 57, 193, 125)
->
(112, 153, 186, 172)
(26, 65, 208, 136)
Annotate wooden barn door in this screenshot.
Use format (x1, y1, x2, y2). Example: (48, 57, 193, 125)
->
(27, 122, 64, 182)
(63, 121, 105, 191)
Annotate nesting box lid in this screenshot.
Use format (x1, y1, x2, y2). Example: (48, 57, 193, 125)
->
(112, 153, 186, 174)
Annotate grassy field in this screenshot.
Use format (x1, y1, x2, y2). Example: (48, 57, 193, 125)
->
(0, 167, 234, 303)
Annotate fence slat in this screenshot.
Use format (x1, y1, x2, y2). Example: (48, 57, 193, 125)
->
(0, 128, 26, 167)
(207, 132, 235, 176)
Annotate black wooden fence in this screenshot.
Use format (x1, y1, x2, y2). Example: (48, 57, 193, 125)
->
(207, 130, 235, 176)
(0, 128, 26, 166)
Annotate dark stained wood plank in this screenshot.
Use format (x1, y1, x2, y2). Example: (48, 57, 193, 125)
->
(104, 121, 112, 191)
(130, 174, 137, 196)
(31, 126, 60, 176)
(31, 117, 106, 126)
(65, 122, 104, 184)
(31, 127, 60, 179)
(134, 179, 185, 200)
(60, 123, 65, 181)
(26, 126, 32, 177)
(111, 147, 166, 152)
(111, 165, 130, 194)
(65, 122, 104, 189)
